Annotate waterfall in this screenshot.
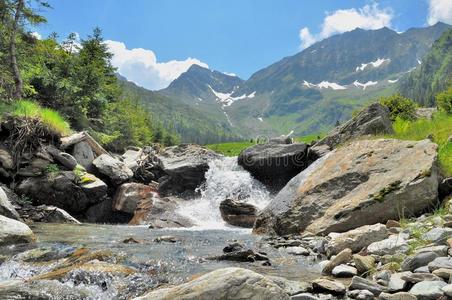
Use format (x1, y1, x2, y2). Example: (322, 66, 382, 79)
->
(177, 156, 271, 229)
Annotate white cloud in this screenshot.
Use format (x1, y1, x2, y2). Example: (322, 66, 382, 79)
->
(30, 31, 42, 40)
(223, 72, 237, 77)
(105, 40, 209, 90)
(427, 0, 452, 25)
(299, 3, 393, 49)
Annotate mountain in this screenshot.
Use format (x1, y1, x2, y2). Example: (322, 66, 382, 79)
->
(120, 22, 451, 143)
(118, 78, 242, 144)
(399, 28, 452, 106)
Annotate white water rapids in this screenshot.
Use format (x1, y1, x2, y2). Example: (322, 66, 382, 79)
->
(176, 156, 272, 229)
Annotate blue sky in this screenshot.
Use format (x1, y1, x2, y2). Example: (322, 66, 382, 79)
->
(35, 0, 451, 90)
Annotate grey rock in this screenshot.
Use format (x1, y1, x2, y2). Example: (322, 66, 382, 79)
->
(428, 257, 452, 272)
(413, 266, 430, 273)
(93, 154, 133, 185)
(20, 205, 80, 224)
(312, 279, 346, 295)
(422, 227, 452, 245)
(79, 175, 108, 203)
(0, 215, 35, 246)
(332, 264, 357, 277)
(17, 171, 103, 214)
(322, 248, 352, 274)
(267, 276, 311, 296)
(387, 272, 410, 292)
(409, 280, 446, 300)
(46, 146, 77, 170)
(220, 198, 257, 228)
(415, 245, 448, 256)
(353, 255, 376, 274)
(401, 272, 444, 283)
(134, 267, 290, 300)
(400, 251, 438, 271)
(433, 268, 452, 280)
(316, 103, 393, 150)
(350, 276, 385, 296)
(291, 293, 319, 300)
(326, 223, 388, 256)
(378, 292, 417, 300)
(347, 289, 374, 300)
(0, 186, 20, 220)
(122, 148, 142, 172)
(254, 139, 438, 235)
(285, 246, 310, 256)
(238, 142, 316, 189)
(72, 141, 95, 170)
(157, 144, 220, 195)
(367, 234, 409, 256)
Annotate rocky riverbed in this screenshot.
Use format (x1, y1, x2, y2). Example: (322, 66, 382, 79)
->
(0, 104, 451, 299)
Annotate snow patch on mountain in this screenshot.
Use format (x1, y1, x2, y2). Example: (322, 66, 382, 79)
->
(353, 80, 378, 90)
(258, 117, 263, 122)
(417, 59, 422, 65)
(356, 58, 390, 72)
(303, 80, 346, 90)
(208, 85, 256, 107)
(388, 79, 399, 83)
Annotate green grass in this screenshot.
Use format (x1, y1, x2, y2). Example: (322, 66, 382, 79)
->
(206, 134, 324, 156)
(388, 112, 452, 176)
(206, 141, 255, 156)
(10, 100, 72, 136)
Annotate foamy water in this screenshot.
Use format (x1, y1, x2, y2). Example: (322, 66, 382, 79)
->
(176, 156, 271, 229)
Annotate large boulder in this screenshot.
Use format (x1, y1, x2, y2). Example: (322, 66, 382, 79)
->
(19, 205, 80, 224)
(72, 141, 95, 170)
(134, 267, 289, 300)
(220, 198, 257, 228)
(17, 171, 105, 215)
(92, 154, 133, 185)
(0, 186, 20, 220)
(129, 195, 193, 228)
(254, 139, 439, 236)
(237, 142, 316, 189)
(316, 103, 393, 150)
(113, 183, 157, 214)
(0, 215, 35, 246)
(157, 144, 220, 195)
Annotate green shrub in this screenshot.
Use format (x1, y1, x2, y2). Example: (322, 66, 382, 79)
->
(380, 94, 417, 121)
(436, 86, 452, 113)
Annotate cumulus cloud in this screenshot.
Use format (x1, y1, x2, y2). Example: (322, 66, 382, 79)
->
(427, 0, 452, 25)
(299, 3, 393, 49)
(105, 40, 209, 90)
(30, 31, 42, 40)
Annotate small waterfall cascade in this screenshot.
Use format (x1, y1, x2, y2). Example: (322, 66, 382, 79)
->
(177, 156, 271, 229)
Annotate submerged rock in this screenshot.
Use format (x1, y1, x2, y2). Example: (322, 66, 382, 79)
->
(237, 142, 316, 190)
(219, 198, 257, 228)
(134, 267, 290, 300)
(254, 139, 438, 236)
(0, 215, 35, 246)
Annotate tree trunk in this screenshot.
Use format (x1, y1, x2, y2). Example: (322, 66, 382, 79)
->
(10, 0, 24, 100)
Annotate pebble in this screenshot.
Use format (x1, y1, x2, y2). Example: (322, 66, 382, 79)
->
(331, 264, 357, 277)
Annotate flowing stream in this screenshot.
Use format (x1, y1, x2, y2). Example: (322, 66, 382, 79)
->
(0, 156, 321, 299)
(177, 156, 271, 229)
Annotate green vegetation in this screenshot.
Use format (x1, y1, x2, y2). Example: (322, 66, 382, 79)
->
(436, 86, 452, 113)
(379, 94, 417, 121)
(0, 1, 178, 152)
(369, 180, 402, 202)
(294, 134, 324, 144)
(44, 163, 60, 174)
(399, 29, 452, 106)
(389, 112, 452, 175)
(206, 141, 255, 156)
(10, 100, 71, 135)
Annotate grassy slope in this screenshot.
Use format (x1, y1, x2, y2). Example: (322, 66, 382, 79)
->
(388, 112, 452, 176)
(206, 134, 322, 156)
